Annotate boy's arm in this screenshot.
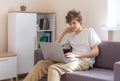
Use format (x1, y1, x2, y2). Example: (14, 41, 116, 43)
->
(76, 44, 99, 58)
(55, 31, 66, 43)
(65, 44, 99, 58)
(56, 27, 73, 43)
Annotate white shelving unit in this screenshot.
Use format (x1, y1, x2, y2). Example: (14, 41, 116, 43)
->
(8, 12, 56, 74)
(36, 13, 55, 48)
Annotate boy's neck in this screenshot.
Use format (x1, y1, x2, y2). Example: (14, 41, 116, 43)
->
(75, 26, 84, 34)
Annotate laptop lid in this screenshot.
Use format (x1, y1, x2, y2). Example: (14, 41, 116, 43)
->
(40, 42, 66, 63)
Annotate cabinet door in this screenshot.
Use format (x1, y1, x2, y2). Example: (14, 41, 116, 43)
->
(15, 13, 37, 74)
(0, 56, 17, 80)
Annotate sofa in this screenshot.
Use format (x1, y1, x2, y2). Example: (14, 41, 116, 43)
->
(34, 41, 120, 81)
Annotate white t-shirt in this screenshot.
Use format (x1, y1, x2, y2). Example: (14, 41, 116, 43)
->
(60, 28, 101, 67)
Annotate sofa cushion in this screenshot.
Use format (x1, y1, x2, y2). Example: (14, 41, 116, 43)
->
(94, 41, 120, 69)
(39, 78, 47, 81)
(34, 49, 44, 65)
(61, 68, 114, 81)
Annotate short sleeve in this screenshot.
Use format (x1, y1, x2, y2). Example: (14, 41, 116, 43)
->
(88, 28, 101, 47)
(60, 34, 71, 48)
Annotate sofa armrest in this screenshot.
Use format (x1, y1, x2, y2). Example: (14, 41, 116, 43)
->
(114, 61, 120, 81)
(34, 49, 44, 65)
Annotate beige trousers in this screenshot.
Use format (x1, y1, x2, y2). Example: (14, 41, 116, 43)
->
(23, 59, 89, 81)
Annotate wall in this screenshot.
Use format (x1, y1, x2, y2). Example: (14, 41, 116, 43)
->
(0, 0, 48, 52)
(107, 0, 120, 41)
(46, 0, 108, 39)
(0, 0, 108, 52)
(113, 0, 120, 42)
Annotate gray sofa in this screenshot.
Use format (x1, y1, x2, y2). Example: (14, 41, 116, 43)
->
(34, 41, 120, 81)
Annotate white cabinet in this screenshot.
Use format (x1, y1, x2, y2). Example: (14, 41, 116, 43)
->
(8, 12, 37, 74)
(0, 53, 17, 80)
(8, 12, 56, 74)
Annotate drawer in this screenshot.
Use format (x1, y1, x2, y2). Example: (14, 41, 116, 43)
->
(0, 56, 17, 80)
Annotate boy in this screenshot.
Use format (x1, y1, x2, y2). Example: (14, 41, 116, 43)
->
(23, 9, 101, 81)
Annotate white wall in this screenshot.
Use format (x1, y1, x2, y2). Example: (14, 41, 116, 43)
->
(0, 0, 48, 52)
(107, 0, 120, 41)
(0, 0, 110, 51)
(113, 0, 120, 42)
(45, 0, 108, 39)
(117, 0, 120, 24)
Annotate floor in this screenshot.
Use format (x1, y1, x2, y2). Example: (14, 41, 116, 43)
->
(1, 73, 27, 81)
(1, 78, 24, 81)
(0, 79, 23, 81)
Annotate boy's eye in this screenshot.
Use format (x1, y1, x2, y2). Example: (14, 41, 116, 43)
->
(73, 22, 75, 24)
(69, 21, 76, 25)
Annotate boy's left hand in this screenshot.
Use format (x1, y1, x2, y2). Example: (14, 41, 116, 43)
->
(65, 52, 76, 58)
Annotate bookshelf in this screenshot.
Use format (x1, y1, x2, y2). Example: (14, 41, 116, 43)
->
(8, 12, 55, 75)
(36, 13, 55, 48)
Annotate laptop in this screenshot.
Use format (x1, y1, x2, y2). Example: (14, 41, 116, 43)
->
(40, 42, 79, 63)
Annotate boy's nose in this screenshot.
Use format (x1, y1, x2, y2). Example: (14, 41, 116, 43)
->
(70, 24, 74, 27)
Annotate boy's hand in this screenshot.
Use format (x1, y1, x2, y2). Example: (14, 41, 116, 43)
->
(65, 52, 75, 58)
(63, 27, 74, 34)
(55, 27, 73, 43)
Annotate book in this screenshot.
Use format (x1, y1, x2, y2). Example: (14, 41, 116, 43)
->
(39, 18, 50, 30)
(39, 19, 44, 30)
(44, 18, 50, 30)
(38, 36, 49, 48)
(44, 31, 51, 42)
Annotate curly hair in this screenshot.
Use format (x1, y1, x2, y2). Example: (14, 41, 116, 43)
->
(65, 9, 82, 25)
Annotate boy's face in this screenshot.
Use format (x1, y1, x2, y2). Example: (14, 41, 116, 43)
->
(68, 20, 80, 32)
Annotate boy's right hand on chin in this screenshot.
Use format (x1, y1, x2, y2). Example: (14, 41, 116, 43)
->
(64, 27, 73, 34)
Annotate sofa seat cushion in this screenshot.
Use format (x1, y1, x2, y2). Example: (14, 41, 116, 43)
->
(61, 68, 114, 81)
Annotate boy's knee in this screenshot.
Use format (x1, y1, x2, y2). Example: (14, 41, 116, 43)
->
(37, 60, 51, 64)
(48, 64, 59, 72)
(49, 65, 56, 69)
(36, 60, 44, 65)
(48, 65, 63, 76)
(48, 65, 58, 73)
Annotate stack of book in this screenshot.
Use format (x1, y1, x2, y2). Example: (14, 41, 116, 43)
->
(38, 31, 51, 48)
(39, 18, 50, 30)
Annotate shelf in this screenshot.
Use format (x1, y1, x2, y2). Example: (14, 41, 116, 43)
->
(8, 11, 55, 14)
(8, 12, 55, 74)
(36, 12, 55, 48)
(0, 52, 16, 58)
(37, 30, 54, 32)
(101, 26, 120, 31)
